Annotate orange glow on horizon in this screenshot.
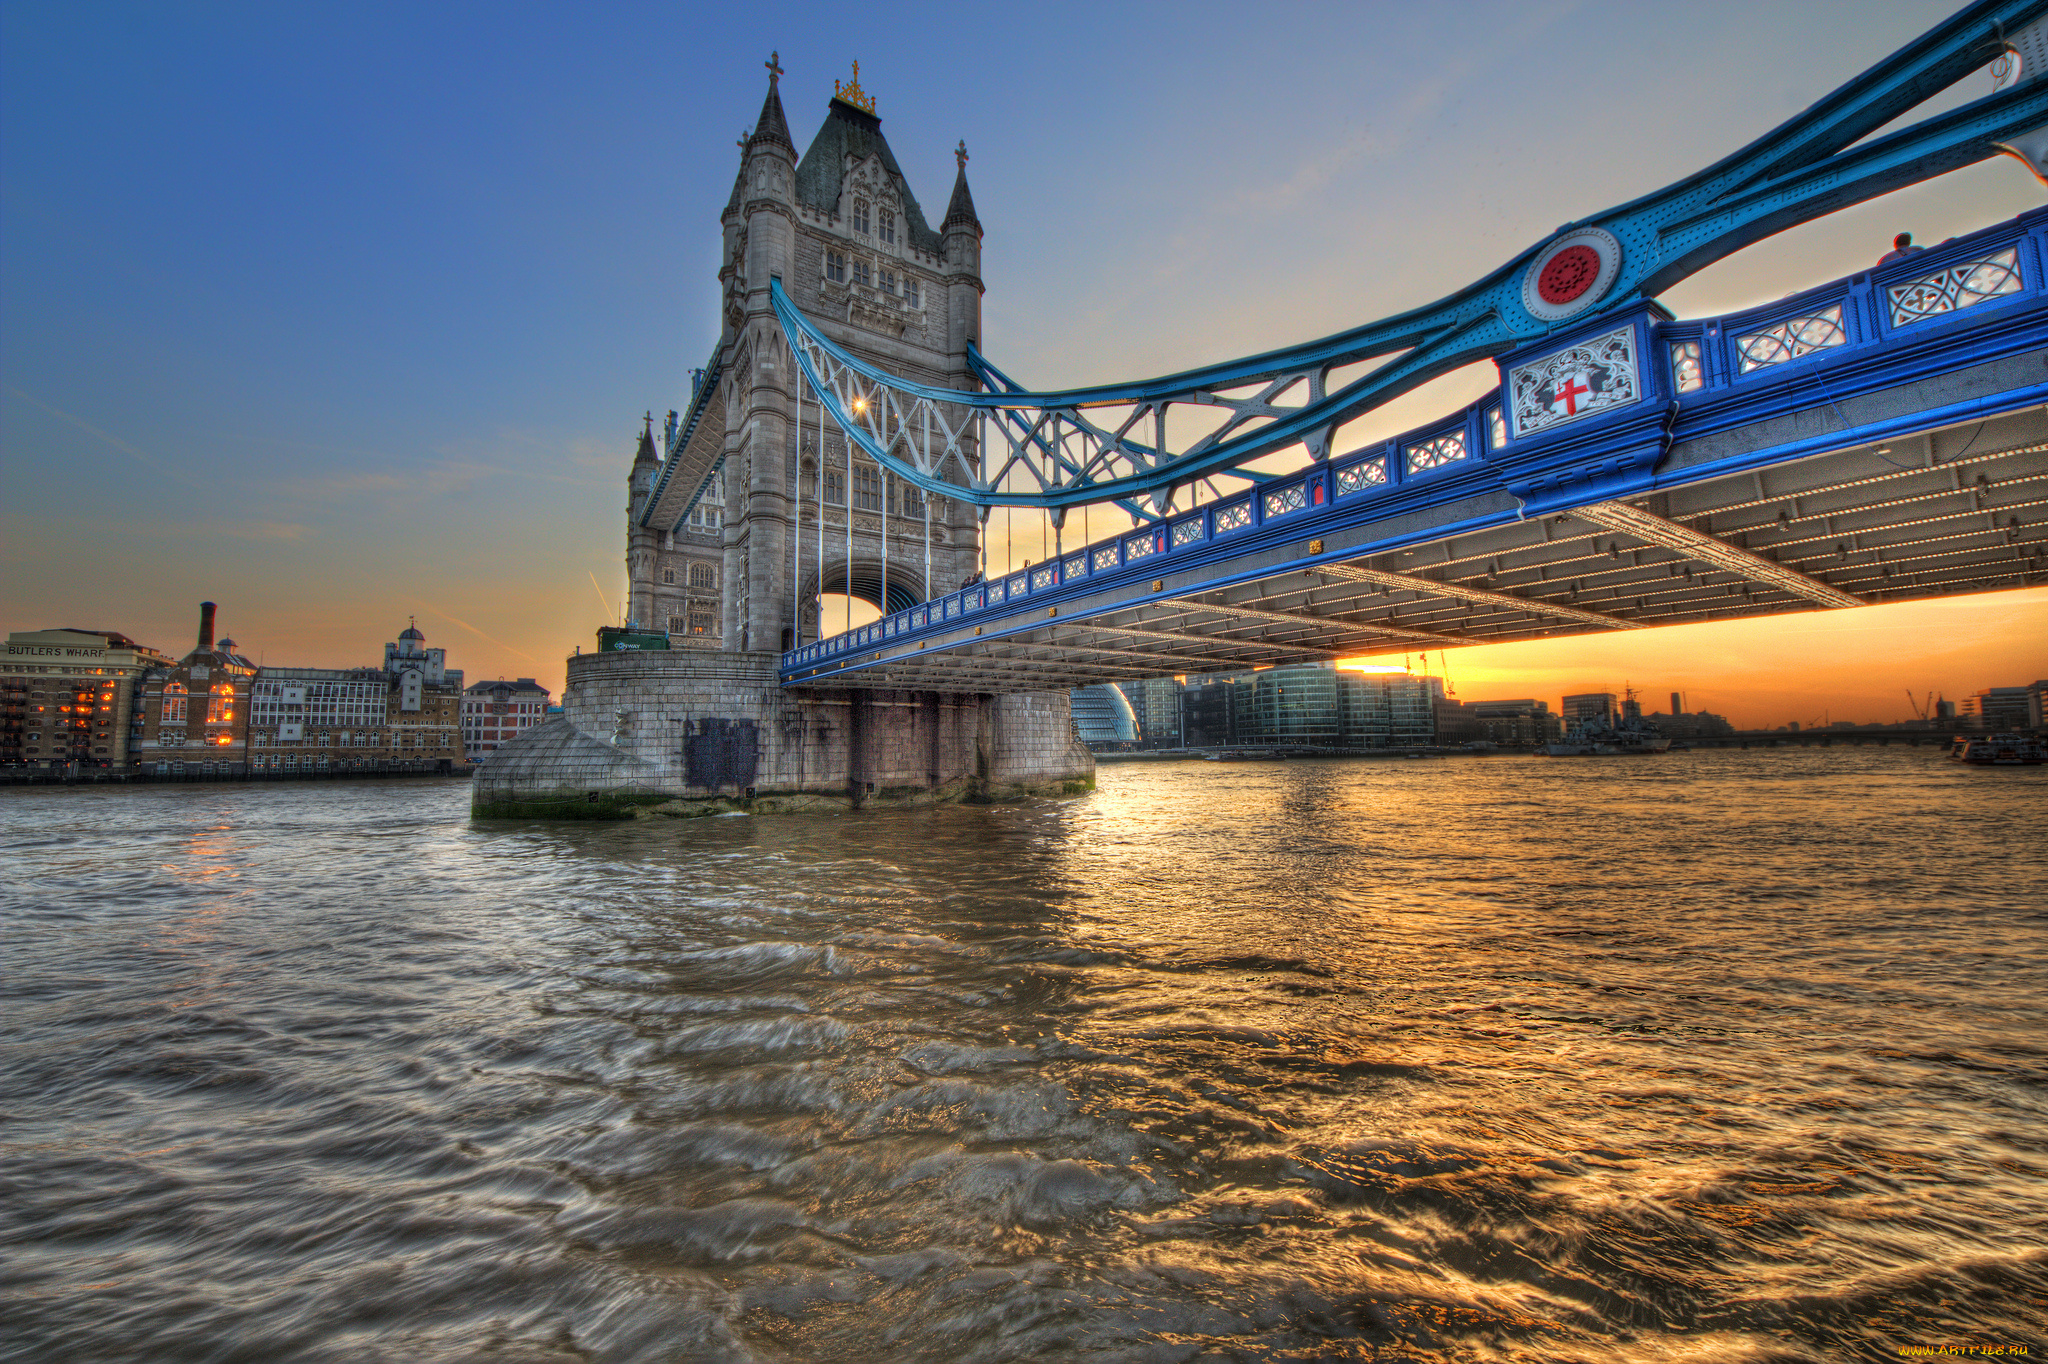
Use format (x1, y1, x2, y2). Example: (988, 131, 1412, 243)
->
(1341, 586, 2048, 730)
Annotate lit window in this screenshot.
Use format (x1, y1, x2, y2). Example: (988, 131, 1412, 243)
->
(162, 683, 187, 724)
(688, 605, 715, 635)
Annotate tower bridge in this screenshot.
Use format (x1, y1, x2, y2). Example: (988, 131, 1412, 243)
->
(475, 0, 2048, 816)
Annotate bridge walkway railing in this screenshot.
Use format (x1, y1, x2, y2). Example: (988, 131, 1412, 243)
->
(782, 208, 2048, 686)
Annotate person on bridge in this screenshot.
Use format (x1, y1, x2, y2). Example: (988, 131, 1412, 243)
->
(1876, 232, 1926, 267)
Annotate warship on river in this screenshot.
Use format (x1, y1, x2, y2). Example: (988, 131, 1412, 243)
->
(1540, 695, 1673, 757)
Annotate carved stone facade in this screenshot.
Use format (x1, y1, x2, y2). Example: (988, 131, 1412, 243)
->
(627, 67, 986, 654)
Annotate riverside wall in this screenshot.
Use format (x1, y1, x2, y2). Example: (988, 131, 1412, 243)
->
(471, 650, 1094, 818)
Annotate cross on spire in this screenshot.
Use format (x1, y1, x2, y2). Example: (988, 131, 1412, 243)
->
(764, 51, 783, 84)
(955, 139, 969, 170)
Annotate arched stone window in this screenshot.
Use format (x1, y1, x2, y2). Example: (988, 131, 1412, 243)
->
(162, 682, 187, 723)
(689, 563, 716, 591)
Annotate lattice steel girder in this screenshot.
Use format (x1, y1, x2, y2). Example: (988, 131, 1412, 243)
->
(1157, 596, 1474, 645)
(1025, 630, 1284, 671)
(1055, 619, 1342, 658)
(1309, 562, 1640, 630)
(769, 0, 2048, 512)
(1574, 501, 1866, 607)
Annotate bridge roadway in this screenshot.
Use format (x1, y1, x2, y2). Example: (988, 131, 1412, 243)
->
(782, 210, 2048, 693)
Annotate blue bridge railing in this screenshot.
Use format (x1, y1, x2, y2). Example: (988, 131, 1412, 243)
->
(783, 208, 2048, 681)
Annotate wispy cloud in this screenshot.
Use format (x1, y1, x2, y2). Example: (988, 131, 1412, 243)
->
(5, 386, 202, 488)
(224, 520, 315, 542)
(412, 600, 543, 665)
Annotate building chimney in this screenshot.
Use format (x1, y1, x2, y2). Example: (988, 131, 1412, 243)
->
(197, 601, 217, 652)
(1671, 691, 1682, 716)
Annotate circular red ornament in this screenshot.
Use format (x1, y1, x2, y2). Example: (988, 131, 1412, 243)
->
(1536, 245, 1601, 305)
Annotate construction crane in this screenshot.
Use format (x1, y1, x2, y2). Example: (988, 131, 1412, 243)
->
(1904, 690, 1936, 723)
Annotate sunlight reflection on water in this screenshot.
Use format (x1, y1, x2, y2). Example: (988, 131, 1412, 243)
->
(1, 750, 2043, 1362)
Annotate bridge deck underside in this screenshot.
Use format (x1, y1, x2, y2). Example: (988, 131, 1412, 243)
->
(797, 406, 2048, 692)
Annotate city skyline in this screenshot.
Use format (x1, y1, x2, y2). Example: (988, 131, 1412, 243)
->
(6, 0, 2046, 728)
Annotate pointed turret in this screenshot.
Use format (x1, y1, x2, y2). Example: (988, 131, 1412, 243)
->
(943, 141, 981, 235)
(632, 412, 659, 470)
(941, 140, 984, 359)
(748, 51, 795, 153)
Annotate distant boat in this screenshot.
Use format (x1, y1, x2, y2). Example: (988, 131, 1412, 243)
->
(1947, 733, 2044, 765)
(1539, 711, 1672, 756)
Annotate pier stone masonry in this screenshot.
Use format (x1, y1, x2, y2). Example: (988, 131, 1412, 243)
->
(472, 650, 1092, 818)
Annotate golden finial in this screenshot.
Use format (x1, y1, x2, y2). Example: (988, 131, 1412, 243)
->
(834, 61, 876, 114)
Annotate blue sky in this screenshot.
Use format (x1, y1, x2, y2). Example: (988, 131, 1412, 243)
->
(5, 0, 2044, 721)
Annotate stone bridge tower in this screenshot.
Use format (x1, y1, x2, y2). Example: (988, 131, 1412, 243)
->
(475, 58, 1091, 819)
(629, 58, 985, 653)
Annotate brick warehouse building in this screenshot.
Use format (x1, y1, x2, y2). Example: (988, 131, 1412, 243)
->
(2, 628, 172, 770)
(461, 677, 552, 765)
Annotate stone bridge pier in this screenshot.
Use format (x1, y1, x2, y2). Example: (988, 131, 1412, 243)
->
(471, 650, 1093, 818)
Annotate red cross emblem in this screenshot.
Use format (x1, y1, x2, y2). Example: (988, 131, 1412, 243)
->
(1554, 373, 1592, 415)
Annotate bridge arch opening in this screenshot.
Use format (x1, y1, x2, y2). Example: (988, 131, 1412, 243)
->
(800, 561, 927, 641)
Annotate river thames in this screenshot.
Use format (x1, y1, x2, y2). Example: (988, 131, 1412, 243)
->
(3, 748, 2043, 1362)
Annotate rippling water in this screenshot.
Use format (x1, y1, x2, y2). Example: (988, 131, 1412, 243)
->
(4, 750, 2045, 1363)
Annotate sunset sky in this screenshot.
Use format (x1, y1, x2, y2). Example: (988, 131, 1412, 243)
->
(5, 0, 2044, 729)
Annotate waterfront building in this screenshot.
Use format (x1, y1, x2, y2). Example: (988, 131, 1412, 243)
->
(1114, 675, 1184, 748)
(1459, 698, 1564, 747)
(2, 628, 172, 769)
(1562, 692, 1619, 722)
(1177, 666, 1439, 748)
(1180, 674, 1251, 747)
(248, 667, 402, 775)
(1655, 707, 1735, 740)
(1070, 683, 1138, 749)
(462, 678, 552, 764)
(223, 620, 464, 777)
(1354, 673, 1439, 748)
(1959, 684, 2044, 729)
(131, 603, 259, 775)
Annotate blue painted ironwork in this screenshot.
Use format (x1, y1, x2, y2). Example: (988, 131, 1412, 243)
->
(782, 207, 2048, 682)
(774, 0, 2048, 517)
(638, 340, 724, 527)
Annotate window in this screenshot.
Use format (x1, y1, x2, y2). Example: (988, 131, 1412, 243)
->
(879, 209, 895, 244)
(668, 615, 686, 635)
(853, 201, 870, 235)
(688, 605, 715, 635)
(853, 465, 883, 511)
(825, 468, 846, 504)
(851, 259, 870, 287)
(904, 277, 920, 308)
(688, 472, 723, 531)
(689, 563, 716, 590)
(825, 250, 846, 283)
(899, 483, 925, 517)
(879, 269, 896, 295)
(662, 567, 676, 585)
(162, 683, 187, 724)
